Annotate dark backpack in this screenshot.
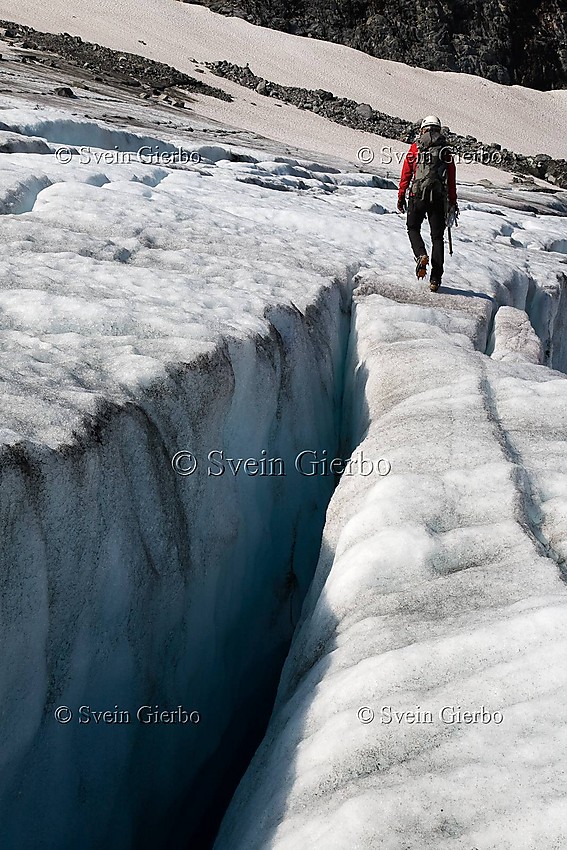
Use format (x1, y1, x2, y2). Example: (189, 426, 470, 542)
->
(411, 130, 450, 202)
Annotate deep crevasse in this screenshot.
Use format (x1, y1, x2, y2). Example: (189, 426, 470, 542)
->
(0, 281, 353, 848)
(2, 96, 567, 850)
(0, 104, 376, 847)
(214, 270, 567, 849)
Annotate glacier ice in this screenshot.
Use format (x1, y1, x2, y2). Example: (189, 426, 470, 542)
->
(214, 273, 567, 850)
(0, 92, 566, 849)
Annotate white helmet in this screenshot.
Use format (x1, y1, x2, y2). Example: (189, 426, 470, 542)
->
(420, 114, 442, 130)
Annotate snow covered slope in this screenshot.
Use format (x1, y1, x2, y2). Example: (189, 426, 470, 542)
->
(0, 82, 566, 850)
(1, 0, 566, 165)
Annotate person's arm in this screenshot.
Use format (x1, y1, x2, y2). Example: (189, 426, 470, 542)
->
(397, 143, 417, 210)
(399, 144, 417, 196)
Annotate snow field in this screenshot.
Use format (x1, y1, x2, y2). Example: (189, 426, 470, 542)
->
(1, 0, 567, 160)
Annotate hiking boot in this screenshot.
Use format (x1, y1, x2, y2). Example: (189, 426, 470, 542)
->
(415, 254, 429, 279)
(430, 278, 441, 292)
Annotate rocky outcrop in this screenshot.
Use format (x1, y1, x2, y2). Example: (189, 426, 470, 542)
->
(208, 62, 567, 188)
(191, 0, 567, 90)
(0, 21, 232, 101)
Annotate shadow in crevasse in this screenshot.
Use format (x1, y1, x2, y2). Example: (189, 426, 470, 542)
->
(439, 286, 494, 304)
(231, 536, 342, 849)
(216, 360, 372, 847)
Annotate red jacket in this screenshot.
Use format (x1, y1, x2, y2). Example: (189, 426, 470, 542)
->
(399, 141, 457, 204)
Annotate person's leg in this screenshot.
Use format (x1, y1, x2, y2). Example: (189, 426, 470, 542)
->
(427, 200, 446, 281)
(406, 197, 427, 260)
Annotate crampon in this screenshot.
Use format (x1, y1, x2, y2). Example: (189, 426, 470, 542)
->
(415, 254, 429, 279)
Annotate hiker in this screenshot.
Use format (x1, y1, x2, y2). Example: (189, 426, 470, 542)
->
(397, 115, 458, 291)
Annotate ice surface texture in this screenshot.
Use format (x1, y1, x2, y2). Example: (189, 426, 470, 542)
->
(215, 283, 567, 849)
(0, 96, 566, 848)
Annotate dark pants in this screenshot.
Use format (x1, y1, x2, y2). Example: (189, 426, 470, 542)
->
(406, 195, 446, 281)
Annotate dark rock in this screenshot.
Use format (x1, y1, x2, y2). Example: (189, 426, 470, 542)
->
(356, 103, 373, 120)
(53, 86, 75, 97)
